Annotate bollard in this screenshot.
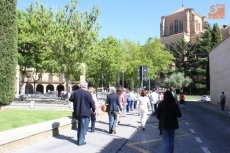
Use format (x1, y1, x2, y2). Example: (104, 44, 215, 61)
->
(30, 101, 35, 108)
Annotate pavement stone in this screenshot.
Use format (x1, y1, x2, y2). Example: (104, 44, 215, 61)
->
(6, 107, 206, 153)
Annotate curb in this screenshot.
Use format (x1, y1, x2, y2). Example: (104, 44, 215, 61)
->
(0, 111, 107, 153)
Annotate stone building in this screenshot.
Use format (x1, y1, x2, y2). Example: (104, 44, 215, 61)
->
(209, 35, 230, 108)
(14, 63, 86, 98)
(158, 7, 230, 90)
(160, 7, 206, 49)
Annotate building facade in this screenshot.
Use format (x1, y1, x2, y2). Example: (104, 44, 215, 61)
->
(209, 35, 230, 108)
(160, 7, 206, 48)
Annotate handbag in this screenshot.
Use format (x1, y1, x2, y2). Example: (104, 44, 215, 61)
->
(101, 104, 108, 112)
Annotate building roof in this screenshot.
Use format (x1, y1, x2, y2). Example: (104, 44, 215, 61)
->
(170, 7, 186, 14)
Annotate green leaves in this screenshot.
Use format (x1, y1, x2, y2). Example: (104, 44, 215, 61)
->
(164, 72, 192, 92)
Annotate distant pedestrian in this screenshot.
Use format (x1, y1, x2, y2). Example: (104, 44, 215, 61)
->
(179, 92, 185, 109)
(149, 89, 159, 116)
(69, 83, 95, 146)
(220, 91, 226, 111)
(116, 87, 124, 125)
(106, 86, 122, 134)
(121, 88, 128, 117)
(136, 89, 150, 130)
(156, 90, 182, 153)
(86, 87, 97, 133)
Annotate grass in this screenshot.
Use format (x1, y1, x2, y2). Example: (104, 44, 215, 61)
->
(184, 95, 201, 101)
(0, 109, 71, 132)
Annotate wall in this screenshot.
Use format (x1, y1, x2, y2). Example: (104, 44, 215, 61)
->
(209, 36, 230, 108)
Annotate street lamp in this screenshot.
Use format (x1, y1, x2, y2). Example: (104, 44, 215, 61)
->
(148, 37, 153, 92)
(102, 74, 104, 100)
(121, 68, 125, 88)
(189, 69, 191, 95)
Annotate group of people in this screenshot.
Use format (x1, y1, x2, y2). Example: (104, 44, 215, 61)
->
(69, 84, 182, 153)
(105, 86, 182, 153)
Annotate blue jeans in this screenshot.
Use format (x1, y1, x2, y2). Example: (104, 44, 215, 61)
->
(108, 111, 118, 133)
(127, 100, 134, 112)
(77, 116, 89, 144)
(151, 103, 155, 112)
(162, 129, 175, 153)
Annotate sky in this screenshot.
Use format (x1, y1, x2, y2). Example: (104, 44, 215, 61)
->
(17, 0, 230, 45)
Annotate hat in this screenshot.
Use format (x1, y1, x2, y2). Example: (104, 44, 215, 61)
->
(80, 82, 87, 88)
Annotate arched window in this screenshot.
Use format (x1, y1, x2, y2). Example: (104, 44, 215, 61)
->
(179, 20, 183, 32)
(198, 23, 200, 31)
(170, 23, 173, 34)
(174, 20, 178, 33)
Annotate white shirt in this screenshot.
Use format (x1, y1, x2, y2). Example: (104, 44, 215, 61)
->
(129, 92, 137, 101)
(150, 92, 159, 104)
(92, 94, 98, 107)
(137, 96, 150, 111)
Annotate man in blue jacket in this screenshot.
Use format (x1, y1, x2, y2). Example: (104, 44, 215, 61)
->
(69, 83, 95, 146)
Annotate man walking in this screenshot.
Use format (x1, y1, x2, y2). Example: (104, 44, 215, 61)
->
(150, 89, 159, 116)
(220, 91, 226, 111)
(69, 83, 95, 146)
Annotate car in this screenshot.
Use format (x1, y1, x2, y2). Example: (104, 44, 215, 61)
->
(31, 92, 43, 98)
(201, 95, 210, 102)
(44, 91, 57, 97)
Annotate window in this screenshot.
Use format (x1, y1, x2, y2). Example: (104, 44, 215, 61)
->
(170, 23, 173, 34)
(179, 20, 183, 32)
(174, 20, 178, 33)
(48, 74, 53, 82)
(198, 23, 200, 31)
(196, 20, 198, 31)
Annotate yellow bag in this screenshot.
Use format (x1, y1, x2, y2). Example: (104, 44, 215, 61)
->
(101, 104, 108, 112)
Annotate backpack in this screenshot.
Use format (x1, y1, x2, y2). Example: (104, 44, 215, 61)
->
(127, 94, 133, 101)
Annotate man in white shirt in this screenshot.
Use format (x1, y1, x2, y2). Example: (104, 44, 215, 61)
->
(149, 89, 159, 116)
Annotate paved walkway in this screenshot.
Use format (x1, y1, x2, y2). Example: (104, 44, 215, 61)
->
(7, 107, 206, 153)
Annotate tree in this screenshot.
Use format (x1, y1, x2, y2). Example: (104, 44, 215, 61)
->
(85, 36, 124, 88)
(43, 0, 100, 93)
(0, 0, 18, 107)
(170, 39, 195, 74)
(17, 3, 53, 94)
(194, 29, 212, 89)
(164, 72, 192, 92)
(142, 38, 174, 79)
(211, 23, 222, 48)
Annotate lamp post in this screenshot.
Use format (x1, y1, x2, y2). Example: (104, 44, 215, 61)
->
(121, 69, 125, 88)
(102, 74, 104, 100)
(148, 37, 153, 92)
(189, 69, 191, 95)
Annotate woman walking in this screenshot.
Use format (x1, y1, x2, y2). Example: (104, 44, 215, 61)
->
(106, 86, 122, 134)
(156, 90, 182, 153)
(136, 89, 150, 130)
(88, 87, 97, 133)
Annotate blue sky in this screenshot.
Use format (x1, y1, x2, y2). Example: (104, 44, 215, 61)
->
(17, 0, 229, 45)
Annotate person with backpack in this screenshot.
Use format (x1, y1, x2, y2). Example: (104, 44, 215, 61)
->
(179, 92, 185, 109)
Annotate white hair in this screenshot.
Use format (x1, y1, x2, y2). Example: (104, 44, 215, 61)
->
(109, 86, 116, 94)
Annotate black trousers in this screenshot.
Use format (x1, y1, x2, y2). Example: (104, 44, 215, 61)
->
(91, 113, 96, 131)
(221, 100, 225, 110)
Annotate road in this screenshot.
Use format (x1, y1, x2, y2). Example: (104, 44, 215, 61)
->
(180, 101, 230, 153)
(6, 101, 230, 153)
